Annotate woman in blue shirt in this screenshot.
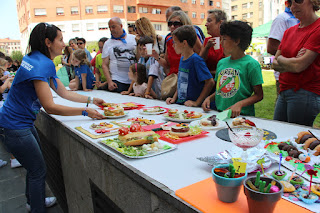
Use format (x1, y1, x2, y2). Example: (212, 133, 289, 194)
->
(0, 23, 105, 212)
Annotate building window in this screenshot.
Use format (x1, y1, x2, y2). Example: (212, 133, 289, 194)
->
(98, 22, 108, 30)
(181, 0, 188, 2)
(259, 1, 262, 8)
(152, 8, 161, 14)
(200, 13, 205, 19)
(200, 0, 204, 5)
(71, 7, 79, 15)
(249, 12, 253, 18)
(97, 5, 108, 13)
(72, 24, 80, 32)
(209, 1, 213, 6)
(56, 7, 64, 16)
(113, 5, 124, 13)
(128, 6, 136, 13)
(216, 2, 220, 7)
(242, 13, 247, 19)
(192, 12, 196, 18)
(34, 8, 46, 16)
(242, 3, 247, 9)
(85, 6, 93, 14)
(250, 2, 253, 7)
(139, 7, 148, 13)
(86, 23, 94, 31)
(231, 15, 238, 20)
(231, 5, 237, 11)
(192, 0, 196, 4)
(154, 24, 162, 31)
(57, 25, 65, 32)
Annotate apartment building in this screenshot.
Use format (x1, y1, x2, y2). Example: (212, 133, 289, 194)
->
(16, 0, 223, 52)
(230, 0, 284, 28)
(0, 38, 21, 56)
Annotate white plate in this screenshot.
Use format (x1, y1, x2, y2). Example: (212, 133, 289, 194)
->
(190, 119, 226, 130)
(104, 112, 128, 119)
(163, 114, 202, 123)
(140, 108, 166, 115)
(98, 139, 177, 159)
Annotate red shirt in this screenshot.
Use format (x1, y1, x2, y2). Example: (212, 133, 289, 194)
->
(279, 18, 320, 95)
(166, 38, 181, 75)
(203, 37, 224, 75)
(91, 50, 101, 74)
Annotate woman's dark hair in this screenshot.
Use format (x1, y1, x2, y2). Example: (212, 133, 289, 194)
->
(99, 37, 108, 43)
(28, 22, 61, 58)
(64, 46, 71, 56)
(172, 25, 197, 48)
(77, 37, 86, 44)
(220, 21, 252, 51)
(5, 56, 13, 63)
(130, 63, 147, 85)
(0, 51, 5, 59)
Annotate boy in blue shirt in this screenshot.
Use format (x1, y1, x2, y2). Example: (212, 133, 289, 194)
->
(202, 21, 263, 117)
(166, 25, 214, 107)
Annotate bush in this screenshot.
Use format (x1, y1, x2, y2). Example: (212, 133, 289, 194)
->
(10, 51, 24, 63)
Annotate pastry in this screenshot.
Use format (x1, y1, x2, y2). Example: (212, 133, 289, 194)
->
(104, 105, 124, 116)
(200, 115, 218, 127)
(295, 131, 314, 144)
(232, 117, 255, 127)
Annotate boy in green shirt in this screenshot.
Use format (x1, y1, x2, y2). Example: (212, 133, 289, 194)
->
(202, 21, 263, 117)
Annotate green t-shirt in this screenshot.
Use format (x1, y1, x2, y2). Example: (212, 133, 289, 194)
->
(215, 55, 263, 116)
(95, 53, 106, 82)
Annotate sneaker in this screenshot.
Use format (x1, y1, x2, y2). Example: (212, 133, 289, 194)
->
(26, 197, 57, 211)
(10, 158, 22, 168)
(0, 160, 7, 168)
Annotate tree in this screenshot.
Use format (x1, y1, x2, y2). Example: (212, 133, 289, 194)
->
(10, 51, 24, 63)
(86, 41, 99, 53)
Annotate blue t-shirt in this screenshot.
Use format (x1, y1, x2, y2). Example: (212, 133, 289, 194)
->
(176, 53, 212, 104)
(0, 51, 58, 129)
(74, 64, 95, 89)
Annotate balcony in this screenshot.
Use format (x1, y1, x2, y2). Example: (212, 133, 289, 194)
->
(137, 0, 181, 7)
(136, 13, 166, 22)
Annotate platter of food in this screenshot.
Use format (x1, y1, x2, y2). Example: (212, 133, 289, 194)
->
(99, 123, 176, 158)
(140, 107, 167, 115)
(190, 115, 226, 130)
(163, 109, 203, 122)
(156, 123, 209, 144)
(75, 122, 120, 139)
(120, 102, 145, 110)
(264, 131, 320, 183)
(112, 117, 155, 127)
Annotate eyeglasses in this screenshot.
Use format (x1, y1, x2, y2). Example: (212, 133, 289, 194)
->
(287, 0, 304, 7)
(168, 21, 183, 27)
(77, 42, 84, 45)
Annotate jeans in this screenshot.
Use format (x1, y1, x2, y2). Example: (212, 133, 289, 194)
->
(0, 127, 46, 213)
(107, 80, 130, 93)
(274, 89, 320, 126)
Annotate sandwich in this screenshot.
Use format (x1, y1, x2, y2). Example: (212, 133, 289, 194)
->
(169, 123, 191, 137)
(119, 131, 160, 146)
(104, 105, 124, 116)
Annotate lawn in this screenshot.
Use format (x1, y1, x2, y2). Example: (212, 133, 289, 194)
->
(256, 70, 320, 128)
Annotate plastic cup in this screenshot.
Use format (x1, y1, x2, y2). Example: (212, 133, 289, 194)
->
(212, 164, 247, 203)
(244, 177, 283, 213)
(214, 37, 220, 50)
(146, 43, 153, 55)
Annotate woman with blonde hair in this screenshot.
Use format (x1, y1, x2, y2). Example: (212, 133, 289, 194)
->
(135, 17, 164, 54)
(152, 10, 203, 76)
(272, 0, 320, 126)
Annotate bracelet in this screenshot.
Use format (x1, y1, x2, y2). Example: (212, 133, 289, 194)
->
(145, 92, 150, 96)
(82, 107, 88, 116)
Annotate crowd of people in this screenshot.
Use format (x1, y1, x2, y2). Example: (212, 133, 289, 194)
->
(0, 0, 320, 212)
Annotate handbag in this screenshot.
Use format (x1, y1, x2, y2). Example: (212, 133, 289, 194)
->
(160, 73, 177, 100)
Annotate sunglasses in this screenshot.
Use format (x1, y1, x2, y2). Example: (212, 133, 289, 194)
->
(287, 0, 304, 6)
(77, 42, 84, 45)
(168, 21, 183, 27)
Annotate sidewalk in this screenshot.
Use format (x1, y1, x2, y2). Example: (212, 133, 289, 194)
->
(0, 141, 63, 213)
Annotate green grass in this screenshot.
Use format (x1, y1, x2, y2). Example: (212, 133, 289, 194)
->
(256, 70, 320, 128)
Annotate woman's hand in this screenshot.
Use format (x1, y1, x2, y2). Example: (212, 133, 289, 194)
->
(86, 108, 105, 119)
(83, 89, 92, 92)
(93, 98, 104, 106)
(144, 94, 153, 99)
(129, 93, 135, 96)
(184, 100, 198, 107)
(205, 37, 216, 49)
(166, 97, 175, 105)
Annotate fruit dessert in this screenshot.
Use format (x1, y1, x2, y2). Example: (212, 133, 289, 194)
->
(166, 110, 202, 120)
(232, 117, 256, 127)
(295, 131, 320, 156)
(200, 115, 218, 127)
(142, 107, 164, 113)
(90, 122, 113, 130)
(169, 123, 191, 137)
(104, 105, 124, 116)
(127, 117, 155, 125)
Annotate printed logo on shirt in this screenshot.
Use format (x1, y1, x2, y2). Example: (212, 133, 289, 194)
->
(177, 68, 189, 103)
(21, 61, 34, 71)
(216, 68, 240, 98)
